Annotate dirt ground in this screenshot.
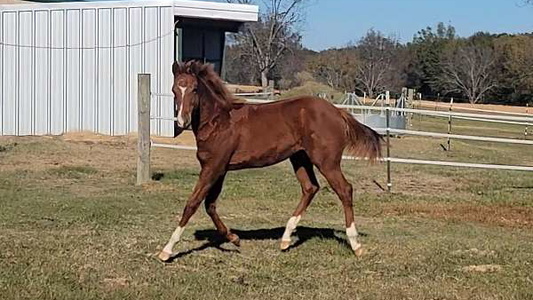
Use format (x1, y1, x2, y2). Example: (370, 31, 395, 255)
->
(358, 97, 531, 114)
(416, 100, 531, 114)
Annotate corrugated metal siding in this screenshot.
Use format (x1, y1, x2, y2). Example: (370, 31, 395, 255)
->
(0, 2, 175, 136)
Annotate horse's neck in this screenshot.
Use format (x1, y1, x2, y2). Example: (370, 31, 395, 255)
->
(191, 96, 230, 142)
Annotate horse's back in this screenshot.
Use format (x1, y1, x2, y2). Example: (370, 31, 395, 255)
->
(256, 96, 346, 136)
(227, 96, 347, 170)
(235, 96, 341, 122)
(232, 96, 343, 135)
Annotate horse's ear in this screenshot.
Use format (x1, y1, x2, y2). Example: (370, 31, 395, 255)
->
(172, 61, 179, 75)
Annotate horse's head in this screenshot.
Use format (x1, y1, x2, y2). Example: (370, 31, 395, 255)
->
(172, 61, 233, 131)
(172, 61, 201, 129)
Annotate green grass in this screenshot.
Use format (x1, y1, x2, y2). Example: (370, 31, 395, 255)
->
(0, 127, 532, 300)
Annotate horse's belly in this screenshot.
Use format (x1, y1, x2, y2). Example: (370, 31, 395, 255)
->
(228, 108, 304, 170)
(228, 140, 300, 170)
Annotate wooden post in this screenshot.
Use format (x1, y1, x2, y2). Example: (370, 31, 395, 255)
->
(408, 89, 414, 127)
(418, 98, 422, 131)
(268, 80, 275, 100)
(525, 103, 529, 140)
(447, 98, 454, 151)
(407, 89, 414, 103)
(137, 74, 151, 185)
(386, 106, 392, 193)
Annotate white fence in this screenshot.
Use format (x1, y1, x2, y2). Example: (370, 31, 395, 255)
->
(137, 82, 533, 189)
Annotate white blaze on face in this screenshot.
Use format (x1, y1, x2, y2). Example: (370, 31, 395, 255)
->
(281, 215, 301, 242)
(346, 222, 361, 252)
(177, 85, 188, 127)
(162, 225, 185, 255)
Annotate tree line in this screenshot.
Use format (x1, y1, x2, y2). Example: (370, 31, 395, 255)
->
(223, 0, 533, 105)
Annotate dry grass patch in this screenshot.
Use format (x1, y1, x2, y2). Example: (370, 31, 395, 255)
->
(382, 202, 533, 228)
(461, 264, 503, 273)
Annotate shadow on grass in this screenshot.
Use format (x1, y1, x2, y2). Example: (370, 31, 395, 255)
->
(167, 226, 368, 262)
(166, 239, 240, 263)
(152, 172, 165, 181)
(196, 226, 369, 249)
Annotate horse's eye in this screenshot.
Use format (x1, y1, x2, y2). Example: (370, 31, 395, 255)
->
(193, 88, 198, 93)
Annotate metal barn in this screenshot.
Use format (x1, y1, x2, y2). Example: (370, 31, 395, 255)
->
(0, 0, 257, 137)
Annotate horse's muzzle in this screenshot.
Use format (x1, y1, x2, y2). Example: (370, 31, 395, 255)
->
(174, 122, 188, 137)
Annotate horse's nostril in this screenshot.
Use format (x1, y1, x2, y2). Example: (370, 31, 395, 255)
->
(176, 113, 192, 129)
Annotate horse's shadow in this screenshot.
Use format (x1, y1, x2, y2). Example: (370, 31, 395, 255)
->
(165, 226, 367, 262)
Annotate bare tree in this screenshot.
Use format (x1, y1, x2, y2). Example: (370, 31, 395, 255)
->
(224, 44, 258, 85)
(355, 29, 399, 98)
(227, 0, 306, 87)
(307, 48, 359, 91)
(436, 46, 496, 104)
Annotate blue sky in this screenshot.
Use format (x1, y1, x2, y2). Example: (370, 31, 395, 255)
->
(302, 0, 533, 50)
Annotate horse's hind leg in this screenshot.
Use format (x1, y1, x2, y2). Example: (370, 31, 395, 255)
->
(280, 151, 320, 250)
(204, 174, 240, 246)
(315, 160, 364, 256)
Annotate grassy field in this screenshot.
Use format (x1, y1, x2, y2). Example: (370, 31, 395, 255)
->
(1, 116, 532, 300)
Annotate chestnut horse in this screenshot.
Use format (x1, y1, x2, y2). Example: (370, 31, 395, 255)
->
(158, 61, 382, 262)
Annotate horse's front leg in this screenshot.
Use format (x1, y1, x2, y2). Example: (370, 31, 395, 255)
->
(204, 173, 240, 246)
(158, 166, 224, 262)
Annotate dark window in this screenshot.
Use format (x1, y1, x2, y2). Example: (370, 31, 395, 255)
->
(179, 27, 225, 75)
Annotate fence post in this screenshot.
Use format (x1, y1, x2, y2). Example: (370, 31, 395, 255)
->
(418, 98, 422, 131)
(408, 89, 414, 128)
(386, 106, 392, 193)
(447, 97, 454, 151)
(137, 74, 151, 185)
(526, 103, 529, 140)
(267, 80, 275, 100)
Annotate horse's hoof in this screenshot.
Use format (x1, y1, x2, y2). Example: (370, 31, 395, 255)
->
(228, 234, 240, 247)
(354, 247, 365, 257)
(158, 251, 172, 262)
(280, 240, 291, 251)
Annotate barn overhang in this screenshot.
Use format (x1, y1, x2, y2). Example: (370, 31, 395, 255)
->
(176, 17, 243, 33)
(173, 0, 258, 24)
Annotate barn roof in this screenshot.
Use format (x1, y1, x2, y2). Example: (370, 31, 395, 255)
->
(0, 0, 258, 23)
(0, 0, 30, 4)
(173, 0, 258, 22)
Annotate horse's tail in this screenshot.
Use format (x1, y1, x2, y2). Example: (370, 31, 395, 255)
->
(338, 109, 383, 162)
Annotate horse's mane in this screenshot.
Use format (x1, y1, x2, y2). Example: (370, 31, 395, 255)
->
(173, 61, 235, 111)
